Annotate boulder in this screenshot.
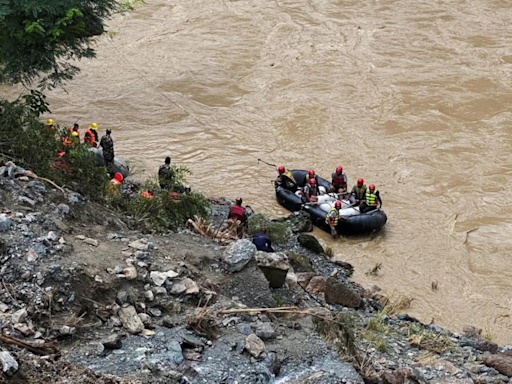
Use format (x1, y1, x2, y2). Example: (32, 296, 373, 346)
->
(118, 305, 144, 334)
(324, 278, 362, 308)
(0, 351, 18, 376)
(255, 251, 289, 288)
(101, 334, 124, 350)
(236, 323, 252, 335)
(485, 353, 512, 377)
(170, 281, 187, 295)
(245, 334, 265, 358)
(128, 240, 149, 251)
(223, 239, 256, 273)
(306, 276, 327, 294)
(138, 313, 152, 327)
(122, 266, 138, 280)
(150, 270, 178, 286)
(279, 210, 313, 233)
(255, 323, 276, 340)
(286, 251, 314, 272)
(0, 214, 12, 233)
(475, 338, 499, 354)
(116, 291, 129, 305)
(184, 278, 200, 295)
(296, 272, 316, 287)
(11, 309, 27, 324)
(297, 234, 324, 254)
(168, 340, 184, 365)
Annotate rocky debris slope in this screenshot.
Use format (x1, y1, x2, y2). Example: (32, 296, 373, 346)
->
(0, 165, 511, 384)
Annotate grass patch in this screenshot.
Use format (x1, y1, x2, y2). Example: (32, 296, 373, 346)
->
(380, 295, 414, 315)
(248, 214, 293, 244)
(325, 246, 334, 258)
(483, 333, 494, 342)
(314, 312, 358, 357)
(409, 329, 454, 354)
(361, 330, 389, 353)
(367, 316, 389, 334)
(272, 293, 285, 307)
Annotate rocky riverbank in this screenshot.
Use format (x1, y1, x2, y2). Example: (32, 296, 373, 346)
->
(0, 163, 511, 384)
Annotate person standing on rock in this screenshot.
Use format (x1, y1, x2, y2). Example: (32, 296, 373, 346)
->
(158, 157, 175, 190)
(99, 129, 115, 171)
(325, 200, 342, 238)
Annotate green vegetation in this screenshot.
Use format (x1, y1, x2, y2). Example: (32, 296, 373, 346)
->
(324, 246, 334, 258)
(407, 326, 454, 354)
(271, 293, 285, 307)
(366, 316, 389, 334)
(286, 251, 314, 272)
(314, 312, 359, 357)
(0, 0, 140, 88)
(248, 214, 293, 244)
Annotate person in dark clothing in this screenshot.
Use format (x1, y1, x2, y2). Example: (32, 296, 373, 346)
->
(253, 232, 274, 252)
(99, 129, 115, 168)
(275, 166, 298, 192)
(158, 157, 175, 190)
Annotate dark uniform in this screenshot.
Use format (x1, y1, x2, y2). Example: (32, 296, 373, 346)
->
(99, 134, 115, 167)
(158, 164, 175, 190)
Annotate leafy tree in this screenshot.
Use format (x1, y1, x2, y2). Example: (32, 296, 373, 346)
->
(0, 0, 130, 88)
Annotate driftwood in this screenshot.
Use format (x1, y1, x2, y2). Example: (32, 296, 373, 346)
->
(15, 170, 66, 197)
(0, 333, 59, 356)
(186, 216, 239, 245)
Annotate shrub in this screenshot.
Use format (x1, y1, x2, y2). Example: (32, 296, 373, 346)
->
(248, 214, 292, 244)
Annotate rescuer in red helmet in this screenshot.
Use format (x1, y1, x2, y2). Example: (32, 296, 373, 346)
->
(329, 166, 348, 195)
(325, 200, 342, 238)
(359, 184, 382, 213)
(274, 166, 297, 192)
(304, 178, 318, 203)
(349, 178, 366, 206)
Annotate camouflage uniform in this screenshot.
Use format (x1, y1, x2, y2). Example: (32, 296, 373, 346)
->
(99, 134, 115, 166)
(158, 164, 175, 190)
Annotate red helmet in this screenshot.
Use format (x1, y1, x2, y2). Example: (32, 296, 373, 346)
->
(336, 166, 343, 173)
(308, 169, 315, 176)
(334, 201, 342, 209)
(357, 178, 364, 186)
(369, 184, 375, 190)
(278, 166, 285, 174)
(114, 173, 124, 182)
(309, 178, 316, 185)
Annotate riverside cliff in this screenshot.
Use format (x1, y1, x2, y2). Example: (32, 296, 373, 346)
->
(0, 163, 510, 384)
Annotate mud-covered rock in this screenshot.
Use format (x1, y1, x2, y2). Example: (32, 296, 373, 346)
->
(324, 277, 362, 308)
(475, 338, 499, 354)
(485, 353, 512, 377)
(118, 305, 144, 334)
(275, 210, 313, 233)
(306, 276, 327, 294)
(297, 234, 324, 254)
(245, 333, 265, 358)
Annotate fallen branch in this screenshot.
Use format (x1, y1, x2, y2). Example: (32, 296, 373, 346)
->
(15, 170, 66, 197)
(0, 333, 59, 356)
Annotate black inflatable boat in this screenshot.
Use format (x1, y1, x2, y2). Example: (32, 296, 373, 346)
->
(88, 148, 129, 179)
(275, 170, 387, 235)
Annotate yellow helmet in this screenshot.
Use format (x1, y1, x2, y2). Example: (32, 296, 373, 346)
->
(71, 132, 79, 137)
(47, 119, 54, 125)
(91, 123, 98, 129)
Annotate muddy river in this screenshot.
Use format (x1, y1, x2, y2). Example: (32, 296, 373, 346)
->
(31, 0, 512, 342)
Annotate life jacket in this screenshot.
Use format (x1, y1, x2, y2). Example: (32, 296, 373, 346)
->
(325, 207, 339, 226)
(108, 179, 121, 195)
(61, 137, 72, 147)
(228, 205, 245, 222)
(305, 174, 317, 184)
(366, 189, 379, 206)
(84, 128, 97, 146)
(353, 184, 366, 200)
(283, 171, 296, 183)
(331, 172, 347, 188)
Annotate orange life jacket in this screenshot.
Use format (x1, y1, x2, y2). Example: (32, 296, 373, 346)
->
(228, 205, 245, 222)
(84, 128, 97, 146)
(141, 190, 154, 199)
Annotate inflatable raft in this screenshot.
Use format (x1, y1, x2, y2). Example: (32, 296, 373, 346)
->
(88, 148, 129, 179)
(275, 170, 387, 235)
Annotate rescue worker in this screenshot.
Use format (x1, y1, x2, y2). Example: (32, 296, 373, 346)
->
(108, 172, 123, 195)
(253, 232, 274, 253)
(304, 169, 319, 185)
(46, 119, 55, 131)
(99, 129, 115, 168)
(228, 198, 247, 225)
(350, 178, 367, 206)
(325, 200, 342, 238)
(360, 184, 382, 213)
(69, 123, 80, 139)
(158, 157, 174, 190)
(70, 131, 79, 145)
(329, 166, 348, 194)
(275, 166, 297, 192)
(304, 178, 318, 203)
(84, 123, 98, 147)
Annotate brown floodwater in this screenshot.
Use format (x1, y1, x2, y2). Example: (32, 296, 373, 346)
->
(13, 0, 512, 342)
